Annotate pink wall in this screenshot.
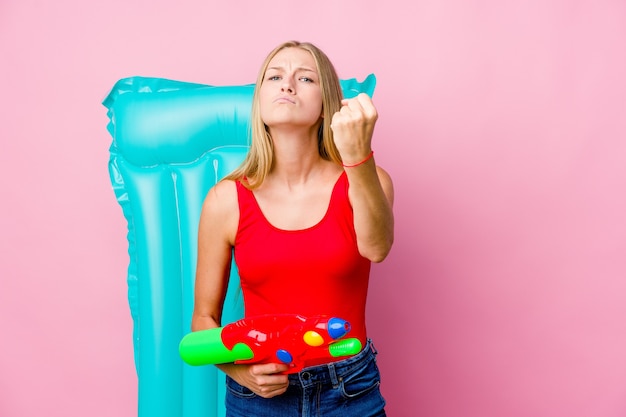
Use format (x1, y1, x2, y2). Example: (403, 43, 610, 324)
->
(1, 1, 625, 416)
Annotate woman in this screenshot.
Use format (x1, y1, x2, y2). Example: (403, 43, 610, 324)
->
(192, 40, 394, 417)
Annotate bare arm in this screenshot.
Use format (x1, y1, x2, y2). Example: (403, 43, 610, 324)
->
(331, 93, 395, 262)
(192, 180, 237, 332)
(345, 162, 394, 262)
(191, 180, 290, 397)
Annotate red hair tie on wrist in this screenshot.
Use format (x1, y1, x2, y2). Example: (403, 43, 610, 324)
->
(342, 151, 374, 168)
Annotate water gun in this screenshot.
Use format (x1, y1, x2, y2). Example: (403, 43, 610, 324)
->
(179, 314, 362, 374)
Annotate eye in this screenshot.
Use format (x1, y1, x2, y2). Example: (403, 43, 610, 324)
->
(300, 77, 314, 83)
(267, 75, 281, 81)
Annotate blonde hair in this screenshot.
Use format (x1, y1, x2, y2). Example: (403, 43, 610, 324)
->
(224, 41, 344, 188)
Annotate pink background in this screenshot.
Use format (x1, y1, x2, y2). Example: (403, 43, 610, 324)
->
(2, 1, 625, 416)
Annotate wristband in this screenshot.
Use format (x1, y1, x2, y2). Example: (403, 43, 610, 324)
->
(342, 151, 374, 168)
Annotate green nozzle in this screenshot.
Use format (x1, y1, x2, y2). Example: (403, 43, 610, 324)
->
(328, 338, 362, 358)
(179, 328, 254, 366)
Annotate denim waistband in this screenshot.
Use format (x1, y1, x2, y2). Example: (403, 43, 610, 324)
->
(287, 339, 377, 388)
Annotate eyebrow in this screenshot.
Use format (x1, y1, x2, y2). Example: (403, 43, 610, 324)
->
(267, 66, 318, 73)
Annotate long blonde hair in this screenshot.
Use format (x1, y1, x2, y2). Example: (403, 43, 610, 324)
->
(224, 41, 344, 188)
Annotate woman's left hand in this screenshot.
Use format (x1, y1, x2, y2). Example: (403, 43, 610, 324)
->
(330, 93, 378, 165)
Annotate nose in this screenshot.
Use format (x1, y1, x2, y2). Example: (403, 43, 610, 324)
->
(281, 78, 294, 93)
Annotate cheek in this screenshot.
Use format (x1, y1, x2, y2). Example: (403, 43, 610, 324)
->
(258, 86, 270, 105)
(259, 105, 271, 125)
(258, 90, 273, 120)
(310, 90, 323, 115)
(313, 99, 324, 118)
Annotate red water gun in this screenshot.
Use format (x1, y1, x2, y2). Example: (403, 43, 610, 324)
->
(179, 314, 362, 374)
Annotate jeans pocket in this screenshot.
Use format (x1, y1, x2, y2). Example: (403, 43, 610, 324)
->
(339, 359, 382, 399)
(225, 376, 257, 399)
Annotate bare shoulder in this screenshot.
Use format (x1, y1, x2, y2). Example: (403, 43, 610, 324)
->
(205, 179, 238, 208)
(200, 179, 239, 243)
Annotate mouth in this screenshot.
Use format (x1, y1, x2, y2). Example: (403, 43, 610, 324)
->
(274, 96, 295, 104)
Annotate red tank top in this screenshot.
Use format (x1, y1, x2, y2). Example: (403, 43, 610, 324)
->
(234, 172, 371, 363)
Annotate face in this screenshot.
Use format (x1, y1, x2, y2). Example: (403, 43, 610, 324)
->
(259, 47, 323, 131)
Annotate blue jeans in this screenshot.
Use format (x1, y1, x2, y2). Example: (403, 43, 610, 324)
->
(225, 340, 386, 417)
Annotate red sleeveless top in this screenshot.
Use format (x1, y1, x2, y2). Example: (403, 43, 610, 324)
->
(234, 172, 371, 364)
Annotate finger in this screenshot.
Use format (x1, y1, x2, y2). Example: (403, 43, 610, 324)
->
(249, 365, 290, 398)
(346, 96, 365, 112)
(251, 362, 291, 375)
(340, 96, 364, 111)
(256, 382, 289, 398)
(336, 100, 363, 122)
(338, 105, 353, 117)
(255, 374, 289, 390)
(342, 91, 372, 103)
(355, 93, 377, 119)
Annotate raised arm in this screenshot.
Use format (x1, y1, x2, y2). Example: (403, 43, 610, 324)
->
(331, 93, 395, 262)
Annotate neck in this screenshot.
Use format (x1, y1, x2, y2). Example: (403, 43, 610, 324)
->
(268, 127, 325, 185)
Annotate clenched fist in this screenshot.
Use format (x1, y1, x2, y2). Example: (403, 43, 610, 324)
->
(330, 93, 378, 166)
